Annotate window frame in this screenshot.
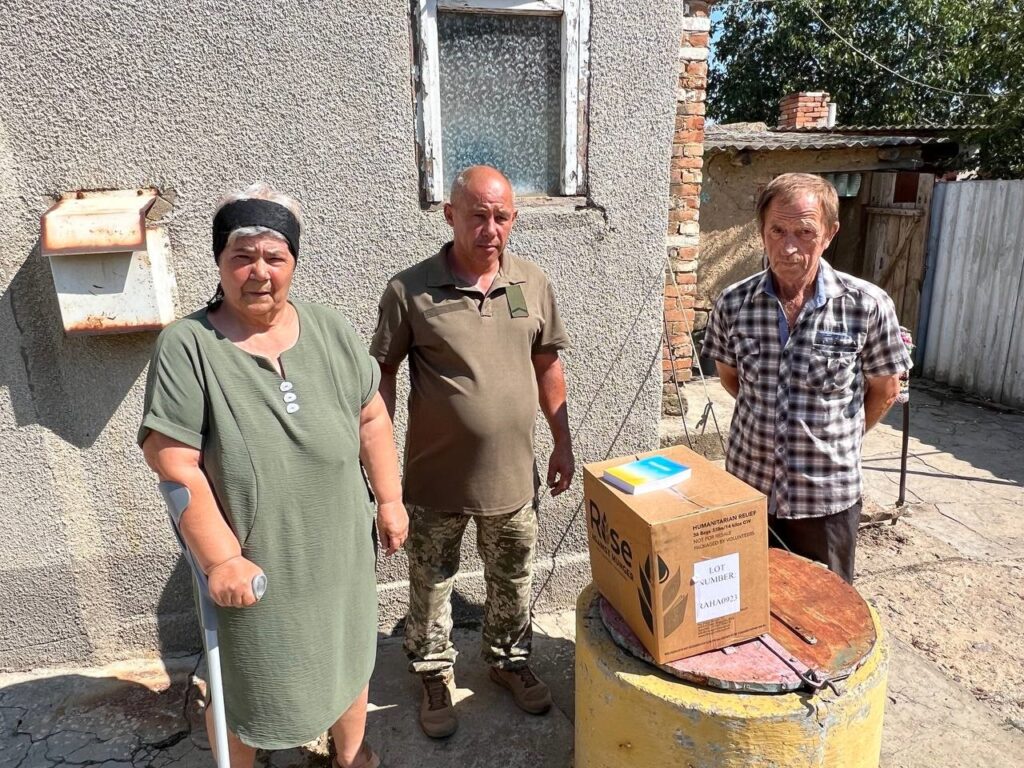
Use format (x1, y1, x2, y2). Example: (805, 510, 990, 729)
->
(415, 0, 590, 203)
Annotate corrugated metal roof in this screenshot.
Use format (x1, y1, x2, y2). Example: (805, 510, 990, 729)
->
(705, 123, 955, 152)
(775, 125, 979, 134)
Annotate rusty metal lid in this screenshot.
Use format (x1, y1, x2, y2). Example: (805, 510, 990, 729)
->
(599, 548, 877, 693)
(40, 189, 157, 258)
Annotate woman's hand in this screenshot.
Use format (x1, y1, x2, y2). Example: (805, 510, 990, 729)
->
(376, 500, 409, 557)
(359, 393, 407, 557)
(207, 556, 265, 608)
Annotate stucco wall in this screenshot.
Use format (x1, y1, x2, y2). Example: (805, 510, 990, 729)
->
(0, 1, 684, 670)
(697, 147, 889, 326)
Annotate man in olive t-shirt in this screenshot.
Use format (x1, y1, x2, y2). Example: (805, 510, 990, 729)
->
(370, 165, 574, 738)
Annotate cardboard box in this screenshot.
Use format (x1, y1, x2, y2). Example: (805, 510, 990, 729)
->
(584, 445, 770, 664)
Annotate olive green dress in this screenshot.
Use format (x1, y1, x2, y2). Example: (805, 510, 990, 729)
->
(138, 301, 381, 749)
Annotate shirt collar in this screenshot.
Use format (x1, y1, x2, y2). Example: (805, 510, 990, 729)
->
(425, 242, 527, 288)
(758, 258, 846, 305)
(818, 258, 847, 300)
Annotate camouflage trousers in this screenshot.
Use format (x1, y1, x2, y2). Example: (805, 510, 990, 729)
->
(403, 503, 538, 675)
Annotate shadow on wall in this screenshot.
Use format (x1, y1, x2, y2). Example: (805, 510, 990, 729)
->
(156, 557, 203, 658)
(387, 585, 483, 642)
(2, 242, 153, 449)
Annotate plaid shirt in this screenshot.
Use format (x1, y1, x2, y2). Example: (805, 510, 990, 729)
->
(703, 260, 912, 519)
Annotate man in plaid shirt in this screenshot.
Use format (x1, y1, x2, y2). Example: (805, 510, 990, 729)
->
(703, 173, 911, 583)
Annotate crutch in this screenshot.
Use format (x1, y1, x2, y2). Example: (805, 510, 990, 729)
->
(159, 481, 267, 768)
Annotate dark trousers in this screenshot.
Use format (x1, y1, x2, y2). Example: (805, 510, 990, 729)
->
(768, 501, 862, 584)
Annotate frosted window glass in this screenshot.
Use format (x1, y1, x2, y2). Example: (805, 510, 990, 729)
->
(438, 12, 562, 196)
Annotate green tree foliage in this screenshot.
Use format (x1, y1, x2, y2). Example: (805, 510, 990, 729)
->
(707, 0, 1023, 177)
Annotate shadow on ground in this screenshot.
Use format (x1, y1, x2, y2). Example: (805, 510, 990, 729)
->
(862, 383, 1024, 558)
(363, 618, 575, 768)
(0, 597, 577, 768)
(0, 660, 206, 768)
(871, 380, 1024, 487)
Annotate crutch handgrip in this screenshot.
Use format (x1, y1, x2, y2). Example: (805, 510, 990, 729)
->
(251, 572, 267, 601)
(158, 481, 267, 615)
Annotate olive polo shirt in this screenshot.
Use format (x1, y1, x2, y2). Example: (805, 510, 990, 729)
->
(369, 243, 569, 515)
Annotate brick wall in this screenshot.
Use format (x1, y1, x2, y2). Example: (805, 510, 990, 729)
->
(778, 91, 831, 130)
(663, 1, 711, 416)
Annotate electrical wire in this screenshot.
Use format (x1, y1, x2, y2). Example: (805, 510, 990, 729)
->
(799, 0, 999, 99)
(712, 0, 783, 6)
(529, 262, 668, 612)
(713, 0, 1000, 100)
(665, 256, 727, 456)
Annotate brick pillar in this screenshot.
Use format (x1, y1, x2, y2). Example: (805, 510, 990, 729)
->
(778, 91, 831, 129)
(663, 2, 711, 416)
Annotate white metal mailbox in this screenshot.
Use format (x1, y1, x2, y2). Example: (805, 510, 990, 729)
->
(40, 189, 177, 335)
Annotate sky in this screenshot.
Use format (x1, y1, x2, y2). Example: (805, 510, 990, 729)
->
(708, 6, 725, 69)
(705, 7, 725, 124)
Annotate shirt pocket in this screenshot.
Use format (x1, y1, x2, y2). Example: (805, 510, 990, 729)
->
(417, 299, 477, 354)
(807, 349, 858, 394)
(736, 337, 760, 385)
(423, 301, 474, 320)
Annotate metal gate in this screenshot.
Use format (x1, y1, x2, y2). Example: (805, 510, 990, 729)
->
(918, 180, 1024, 408)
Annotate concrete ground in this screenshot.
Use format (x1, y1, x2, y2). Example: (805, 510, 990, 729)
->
(2, 379, 1022, 767)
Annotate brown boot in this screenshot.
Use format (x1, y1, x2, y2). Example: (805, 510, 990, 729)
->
(333, 741, 380, 768)
(489, 665, 552, 715)
(418, 669, 457, 738)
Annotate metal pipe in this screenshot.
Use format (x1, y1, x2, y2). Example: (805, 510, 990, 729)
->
(897, 401, 910, 507)
(205, 636, 230, 768)
(158, 481, 266, 768)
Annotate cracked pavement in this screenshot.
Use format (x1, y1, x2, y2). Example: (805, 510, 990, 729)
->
(1, 380, 1021, 767)
(0, 656, 210, 768)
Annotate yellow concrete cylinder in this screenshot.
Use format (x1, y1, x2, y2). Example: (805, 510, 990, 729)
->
(574, 585, 888, 768)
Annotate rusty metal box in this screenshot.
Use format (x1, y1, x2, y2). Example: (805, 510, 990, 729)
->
(40, 190, 177, 335)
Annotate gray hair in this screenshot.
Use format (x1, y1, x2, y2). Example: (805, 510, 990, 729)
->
(756, 173, 839, 231)
(215, 182, 304, 251)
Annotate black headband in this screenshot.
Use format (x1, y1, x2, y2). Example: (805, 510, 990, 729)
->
(212, 199, 300, 260)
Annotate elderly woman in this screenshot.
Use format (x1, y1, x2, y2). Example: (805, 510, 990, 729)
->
(139, 183, 406, 768)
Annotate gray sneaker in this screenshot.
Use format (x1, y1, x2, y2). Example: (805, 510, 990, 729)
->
(419, 669, 457, 738)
